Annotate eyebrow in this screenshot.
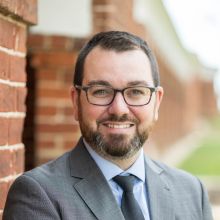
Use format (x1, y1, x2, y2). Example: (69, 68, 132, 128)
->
(87, 80, 111, 86)
(86, 80, 153, 87)
(127, 81, 152, 87)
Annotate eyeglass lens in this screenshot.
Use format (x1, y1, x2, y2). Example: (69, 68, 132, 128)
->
(86, 86, 153, 106)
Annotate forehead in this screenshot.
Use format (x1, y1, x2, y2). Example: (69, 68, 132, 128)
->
(83, 47, 153, 87)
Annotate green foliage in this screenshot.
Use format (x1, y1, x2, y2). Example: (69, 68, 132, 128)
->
(210, 115, 220, 130)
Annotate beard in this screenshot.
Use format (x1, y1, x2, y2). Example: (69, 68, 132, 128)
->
(83, 131, 148, 159)
(78, 107, 153, 160)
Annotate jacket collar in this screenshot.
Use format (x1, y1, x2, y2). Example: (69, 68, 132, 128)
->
(145, 156, 174, 220)
(69, 138, 174, 220)
(69, 138, 124, 220)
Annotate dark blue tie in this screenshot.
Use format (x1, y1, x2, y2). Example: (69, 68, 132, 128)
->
(113, 175, 145, 220)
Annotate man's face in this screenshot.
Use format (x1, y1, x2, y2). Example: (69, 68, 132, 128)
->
(71, 47, 163, 160)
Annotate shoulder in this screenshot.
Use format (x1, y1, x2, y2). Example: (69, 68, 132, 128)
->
(4, 151, 74, 215)
(156, 159, 197, 180)
(3, 153, 72, 220)
(145, 157, 213, 219)
(26, 150, 70, 179)
(8, 150, 73, 199)
(145, 156, 205, 195)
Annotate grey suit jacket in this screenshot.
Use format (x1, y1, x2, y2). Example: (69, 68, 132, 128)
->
(3, 138, 213, 220)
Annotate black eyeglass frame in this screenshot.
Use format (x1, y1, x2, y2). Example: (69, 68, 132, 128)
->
(75, 84, 158, 106)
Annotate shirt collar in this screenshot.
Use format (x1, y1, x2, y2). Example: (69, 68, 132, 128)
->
(83, 139, 145, 182)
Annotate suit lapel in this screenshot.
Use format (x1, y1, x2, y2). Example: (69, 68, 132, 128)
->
(145, 157, 174, 220)
(69, 139, 174, 220)
(69, 139, 124, 220)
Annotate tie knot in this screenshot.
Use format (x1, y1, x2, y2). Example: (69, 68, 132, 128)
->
(113, 175, 137, 192)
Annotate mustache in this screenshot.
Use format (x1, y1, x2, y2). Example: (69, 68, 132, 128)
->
(97, 114, 139, 124)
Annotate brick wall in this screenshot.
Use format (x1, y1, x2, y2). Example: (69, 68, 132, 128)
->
(201, 81, 218, 117)
(26, 35, 85, 166)
(92, 0, 146, 37)
(152, 59, 187, 150)
(151, 52, 205, 153)
(0, 0, 37, 218)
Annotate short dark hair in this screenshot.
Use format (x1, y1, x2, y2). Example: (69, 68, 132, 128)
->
(73, 31, 160, 86)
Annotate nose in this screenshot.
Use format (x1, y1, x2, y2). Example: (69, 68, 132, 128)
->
(107, 92, 130, 116)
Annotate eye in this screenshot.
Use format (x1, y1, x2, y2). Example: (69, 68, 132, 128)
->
(126, 88, 147, 97)
(90, 87, 113, 97)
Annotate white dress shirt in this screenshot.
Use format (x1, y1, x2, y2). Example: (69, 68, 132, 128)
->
(84, 139, 150, 220)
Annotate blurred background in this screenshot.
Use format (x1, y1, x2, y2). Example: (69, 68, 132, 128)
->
(0, 0, 219, 219)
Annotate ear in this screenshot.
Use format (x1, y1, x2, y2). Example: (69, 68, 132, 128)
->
(153, 86, 164, 121)
(70, 86, 79, 121)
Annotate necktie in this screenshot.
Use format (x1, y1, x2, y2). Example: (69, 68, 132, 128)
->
(113, 175, 145, 220)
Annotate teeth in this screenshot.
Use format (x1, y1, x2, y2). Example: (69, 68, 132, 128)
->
(105, 124, 131, 129)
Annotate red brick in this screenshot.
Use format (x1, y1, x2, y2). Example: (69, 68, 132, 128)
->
(16, 87, 27, 112)
(8, 118, 24, 145)
(37, 88, 70, 99)
(18, 0, 38, 24)
(36, 157, 53, 166)
(0, 18, 13, 49)
(0, 118, 8, 145)
(0, 0, 37, 24)
(0, 149, 11, 178)
(63, 69, 74, 83)
(0, 51, 10, 79)
(74, 39, 87, 51)
(27, 34, 46, 50)
(28, 35, 85, 52)
(8, 86, 17, 112)
(9, 56, 26, 82)
(31, 51, 76, 68)
(36, 123, 78, 133)
(37, 106, 57, 116)
(37, 69, 58, 81)
(62, 106, 74, 116)
(11, 146, 24, 174)
(14, 24, 27, 53)
(201, 81, 217, 116)
(50, 36, 75, 51)
(37, 140, 55, 149)
(0, 18, 26, 53)
(64, 140, 78, 150)
(0, 52, 26, 82)
(0, 84, 16, 112)
(0, 176, 14, 213)
(0, 181, 10, 209)
(0, 147, 24, 178)
(0, 84, 8, 112)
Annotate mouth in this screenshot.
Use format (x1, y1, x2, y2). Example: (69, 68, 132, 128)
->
(102, 122, 135, 129)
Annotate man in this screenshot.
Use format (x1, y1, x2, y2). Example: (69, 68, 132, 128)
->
(3, 31, 213, 220)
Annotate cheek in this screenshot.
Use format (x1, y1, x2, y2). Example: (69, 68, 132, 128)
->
(81, 103, 106, 125)
(132, 106, 155, 125)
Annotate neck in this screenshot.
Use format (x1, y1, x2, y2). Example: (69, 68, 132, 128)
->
(83, 138, 143, 170)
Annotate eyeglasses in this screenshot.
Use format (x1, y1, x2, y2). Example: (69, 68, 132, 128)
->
(75, 85, 157, 106)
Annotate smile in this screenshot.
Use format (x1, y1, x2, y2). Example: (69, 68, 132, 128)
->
(103, 123, 134, 129)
